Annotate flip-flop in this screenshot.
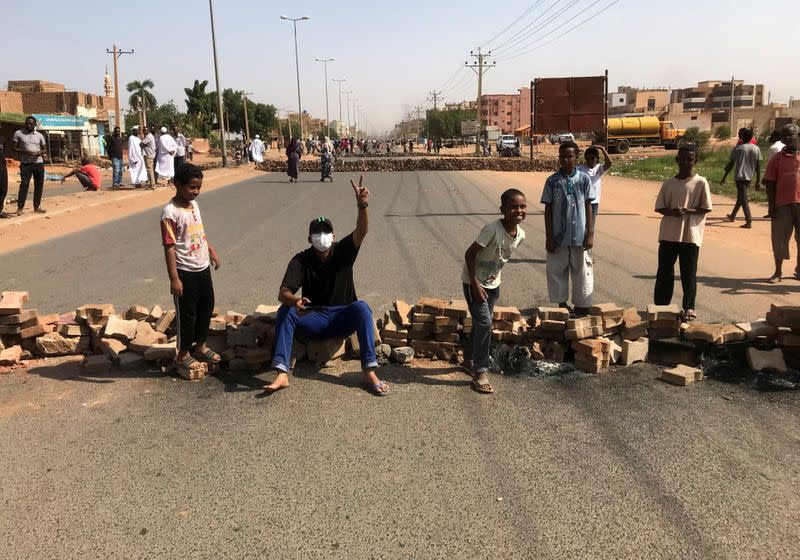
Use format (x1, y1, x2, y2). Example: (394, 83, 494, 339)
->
(767, 275, 782, 284)
(682, 310, 698, 323)
(364, 380, 390, 396)
(194, 347, 221, 363)
(175, 354, 200, 368)
(471, 374, 494, 394)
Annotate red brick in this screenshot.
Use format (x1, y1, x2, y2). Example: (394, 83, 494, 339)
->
(0, 309, 38, 325)
(746, 348, 787, 373)
(661, 364, 703, 386)
(392, 300, 413, 327)
(19, 324, 53, 339)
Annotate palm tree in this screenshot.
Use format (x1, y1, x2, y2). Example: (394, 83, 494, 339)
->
(126, 79, 156, 128)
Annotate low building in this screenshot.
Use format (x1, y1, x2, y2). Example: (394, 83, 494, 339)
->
(671, 80, 765, 110)
(607, 86, 670, 116)
(0, 78, 117, 159)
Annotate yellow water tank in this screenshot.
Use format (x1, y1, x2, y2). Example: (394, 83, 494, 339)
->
(607, 116, 661, 136)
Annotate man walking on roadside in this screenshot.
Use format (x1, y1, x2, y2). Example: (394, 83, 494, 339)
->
(721, 128, 762, 228)
(141, 124, 157, 189)
(107, 126, 124, 188)
(173, 125, 187, 170)
(12, 115, 48, 215)
(0, 135, 9, 218)
(765, 124, 800, 283)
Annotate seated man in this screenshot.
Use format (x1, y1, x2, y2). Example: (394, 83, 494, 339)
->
(62, 158, 101, 191)
(264, 175, 388, 396)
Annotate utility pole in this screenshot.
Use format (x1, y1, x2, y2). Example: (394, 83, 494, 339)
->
(332, 78, 347, 137)
(466, 47, 495, 155)
(343, 91, 352, 137)
(427, 90, 442, 109)
(414, 105, 423, 139)
(209, 0, 227, 166)
(729, 75, 735, 134)
(242, 90, 253, 142)
(105, 45, 134, 131)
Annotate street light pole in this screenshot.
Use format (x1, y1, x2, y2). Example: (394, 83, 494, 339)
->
(332, 78, 346, 137)
(353, 100, 359, 137)
(209, 0, 227, 166)
(281, 15, 310, 141)
(315, 58, 335, 138)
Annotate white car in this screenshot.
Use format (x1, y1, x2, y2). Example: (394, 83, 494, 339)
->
(496, 134, 519, 150)
(549, 132, 575, 144)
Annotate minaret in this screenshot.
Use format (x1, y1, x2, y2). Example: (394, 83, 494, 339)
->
(103, 66, 114, 97)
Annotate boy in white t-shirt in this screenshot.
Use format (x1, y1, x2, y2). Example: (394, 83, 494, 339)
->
(160, 163, 222, 369)
(653, 145, 712, 323)
(577, 145, 612, 228)
(462, 188, 527, 393)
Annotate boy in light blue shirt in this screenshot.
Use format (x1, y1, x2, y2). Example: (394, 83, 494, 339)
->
(541, 141, 595, 316)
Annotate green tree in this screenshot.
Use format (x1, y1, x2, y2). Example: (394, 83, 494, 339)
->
(715, 124, 731, 140)
(184, 79, 217, 138)
(683, 127, 712, 151)
(250, 102, 278, 138)
(126, 79, 156, 125)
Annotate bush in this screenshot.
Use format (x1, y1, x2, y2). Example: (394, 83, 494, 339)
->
(682, 127, 712, 151)
(714, 124, 731, 140)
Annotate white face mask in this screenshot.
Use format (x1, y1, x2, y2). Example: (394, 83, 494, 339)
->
(311, 232, 334, 252)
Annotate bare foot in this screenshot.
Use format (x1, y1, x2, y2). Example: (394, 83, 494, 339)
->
(264, 372, 289, 392)
(362, 370, 389, 395)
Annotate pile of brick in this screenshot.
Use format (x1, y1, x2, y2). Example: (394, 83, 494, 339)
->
(4, 288, 800, 388)
(258, 157, 557, 174)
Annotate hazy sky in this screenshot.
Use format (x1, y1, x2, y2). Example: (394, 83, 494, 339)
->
(3, 0, 797, 134)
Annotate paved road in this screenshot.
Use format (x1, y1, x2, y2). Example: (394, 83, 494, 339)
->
(1, 171, 800, 558)
(2, 170, 796, 321)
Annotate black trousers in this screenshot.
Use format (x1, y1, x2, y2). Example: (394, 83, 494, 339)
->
(19, 162, 45, 210)
(0, 167, 7, 212)
(730, 180, 752, 222)
(174, 155, 185, 170)
(174, 267, 215, 352)
(654, 241, 699, 310)
(76, 172, 96, 190)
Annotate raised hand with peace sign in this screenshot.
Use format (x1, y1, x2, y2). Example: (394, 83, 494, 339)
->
(351, 174, 370, 247)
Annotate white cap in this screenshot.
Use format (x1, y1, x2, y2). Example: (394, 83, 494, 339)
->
(255, 134, 260, 139)
(131, 125, 139, 130)
(160, 126, 167, 133)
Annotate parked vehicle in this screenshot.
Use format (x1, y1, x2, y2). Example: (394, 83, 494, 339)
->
(496, 135, 521, 157)
(549, 132, 575, 144)
(603, 116, 684, 154)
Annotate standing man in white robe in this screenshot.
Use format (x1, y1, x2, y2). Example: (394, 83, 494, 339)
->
(250, 134, 265, 170)
(127, 126, 147, 187)
(155, 126, 177, 185)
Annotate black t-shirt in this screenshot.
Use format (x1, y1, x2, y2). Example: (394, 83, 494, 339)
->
(281, 233, 360, 306)
(106, 135, 123, 159)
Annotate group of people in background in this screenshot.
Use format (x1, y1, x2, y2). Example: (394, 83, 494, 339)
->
(123, 124, 189, 189)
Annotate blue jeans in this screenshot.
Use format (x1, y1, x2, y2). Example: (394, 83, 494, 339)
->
(462, 283, 500, 374)
(111, 157, 123, 186)
(271, 301, 378, 373)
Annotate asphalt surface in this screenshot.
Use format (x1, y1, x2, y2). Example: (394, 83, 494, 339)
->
(1, 171, 800, 558)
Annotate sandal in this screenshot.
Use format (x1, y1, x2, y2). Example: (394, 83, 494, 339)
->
(363, 380, 390, 397)
(194, 347, 221, 363)
(175, 354, 200, 368)
(682, 309, 697, 323)
(471, 373, 494, 394)
(767, 274, 782, 284)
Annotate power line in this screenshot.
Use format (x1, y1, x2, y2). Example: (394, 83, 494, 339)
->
(480, 0, 547, 49)
(491, 0, 583, 57)
(494, 0, 602, 59)
(496, 0, 624, 61)
(427, 90, 443, 109)
(484, 0, 566, 56)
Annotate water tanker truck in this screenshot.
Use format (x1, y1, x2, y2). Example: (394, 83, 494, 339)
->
(602, 116, 684, 154)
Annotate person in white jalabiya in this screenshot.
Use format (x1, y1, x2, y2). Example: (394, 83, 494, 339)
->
(155, 126, 178, 185)
(250, 134, 265, 169)
(127, 126, 148, 187)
